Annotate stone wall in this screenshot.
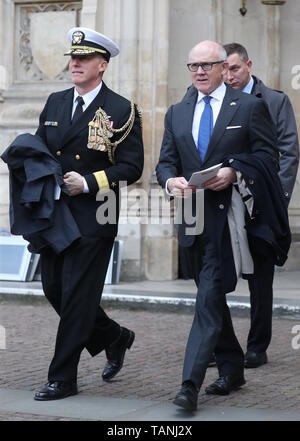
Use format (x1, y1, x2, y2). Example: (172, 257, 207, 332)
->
(0, 0, 299, 279)
(0, 0, 82, 230)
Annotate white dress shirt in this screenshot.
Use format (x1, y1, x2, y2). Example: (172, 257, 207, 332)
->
(72, 82, 103, 117)
(192, 82, 226, 146)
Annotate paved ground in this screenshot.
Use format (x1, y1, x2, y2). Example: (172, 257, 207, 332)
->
(0, 299, 300, 421)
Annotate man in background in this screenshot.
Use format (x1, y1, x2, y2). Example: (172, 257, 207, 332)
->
(223, 42, 299, 368)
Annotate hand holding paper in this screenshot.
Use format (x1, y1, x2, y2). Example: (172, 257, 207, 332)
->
(189, 164, 237, 192)
(188, 163, 223, 189)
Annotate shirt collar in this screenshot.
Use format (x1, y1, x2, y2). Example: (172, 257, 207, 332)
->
(73, 81, 103, 103)
(242, 76, 254, 95)
(197, 82, 226, 103)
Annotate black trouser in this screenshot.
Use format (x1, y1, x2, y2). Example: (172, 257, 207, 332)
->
(247, 261, 275, 353)
(40, 236, 121, 383)
(182, 236, 244, 389)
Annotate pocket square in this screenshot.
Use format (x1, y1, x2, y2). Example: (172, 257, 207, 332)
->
(226, 125, 242, 130)
(44, 121, 58, 127)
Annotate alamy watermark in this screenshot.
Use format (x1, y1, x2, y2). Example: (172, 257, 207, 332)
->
(0, 324, 6, 350)
(95, 182, 204, 235)
(291, 325, 300, 350)
(291, 65, 300, 90)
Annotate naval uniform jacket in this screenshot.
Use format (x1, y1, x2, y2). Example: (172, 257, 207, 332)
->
(36, 81, 144, 238)
(156, 85, 280, 294)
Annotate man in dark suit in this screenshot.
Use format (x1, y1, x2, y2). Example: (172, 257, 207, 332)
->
(156, 40, 279, 411)
(33, 27, 143, 400)
(223, 43, 299, 368)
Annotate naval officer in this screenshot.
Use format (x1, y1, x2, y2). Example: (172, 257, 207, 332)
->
(34, 27, 144, 400)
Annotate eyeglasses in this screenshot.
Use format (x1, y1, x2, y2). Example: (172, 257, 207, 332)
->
(187, 60, 225, 72)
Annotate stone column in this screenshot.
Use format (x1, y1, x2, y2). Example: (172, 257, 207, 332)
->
(0, 1, 82, 230)
(0, 0, 14, 94)
(80, 0, 98, 28)
(103, 0, 141, 280)
(263, 2, 300, 270)
(86, 0, 173, 281)
(139, 0, 175, 280)
(119, 0, 138, 100)
(90, 0, 121, 92)
(210, 0, 223, 42)
(265, 4, 281, 90)
(111, 0, 173, 281)
(0, 0, 6, 92)
(277, 0, 300, 269)
(0, 0, 18, 230)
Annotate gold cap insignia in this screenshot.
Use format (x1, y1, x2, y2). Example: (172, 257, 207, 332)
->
(72, 31, 84, 45)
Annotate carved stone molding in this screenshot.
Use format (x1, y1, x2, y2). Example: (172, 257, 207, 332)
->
(15, 1, 82, 82)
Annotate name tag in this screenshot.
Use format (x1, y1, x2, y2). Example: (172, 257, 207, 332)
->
(44, 121, 58, 127)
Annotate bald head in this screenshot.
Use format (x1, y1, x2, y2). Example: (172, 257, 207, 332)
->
(188, 40, 227, 95)
(189, 40, 227, 64)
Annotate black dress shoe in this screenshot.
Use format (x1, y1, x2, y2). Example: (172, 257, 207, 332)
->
(208, 352, 217, 367)
(34, 381, 78, 401)
(244, 351, 268, 368)
(205, 374, 245, 396)
(173, 381, 198, 411)
(102, 327, 135, 382)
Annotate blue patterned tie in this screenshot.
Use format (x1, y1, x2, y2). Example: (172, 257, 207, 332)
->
(197, 96, 213, 160)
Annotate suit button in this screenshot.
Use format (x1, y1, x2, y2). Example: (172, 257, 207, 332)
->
(249, 179, 254, 185)
(75, 154, 80, 160)
(219, 204, 225, 210)
(56, 150, 61, 156)
(285, 192, 289, 198)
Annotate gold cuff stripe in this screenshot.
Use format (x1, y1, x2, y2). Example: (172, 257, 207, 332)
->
(93, 171, 110, 193)
(65, 45, 107, 55)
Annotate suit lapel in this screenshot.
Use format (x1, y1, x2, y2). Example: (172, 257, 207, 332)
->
(62, 83, 107, 146)
(182, 87, 203, 167)
(202, 86, 240, 166)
